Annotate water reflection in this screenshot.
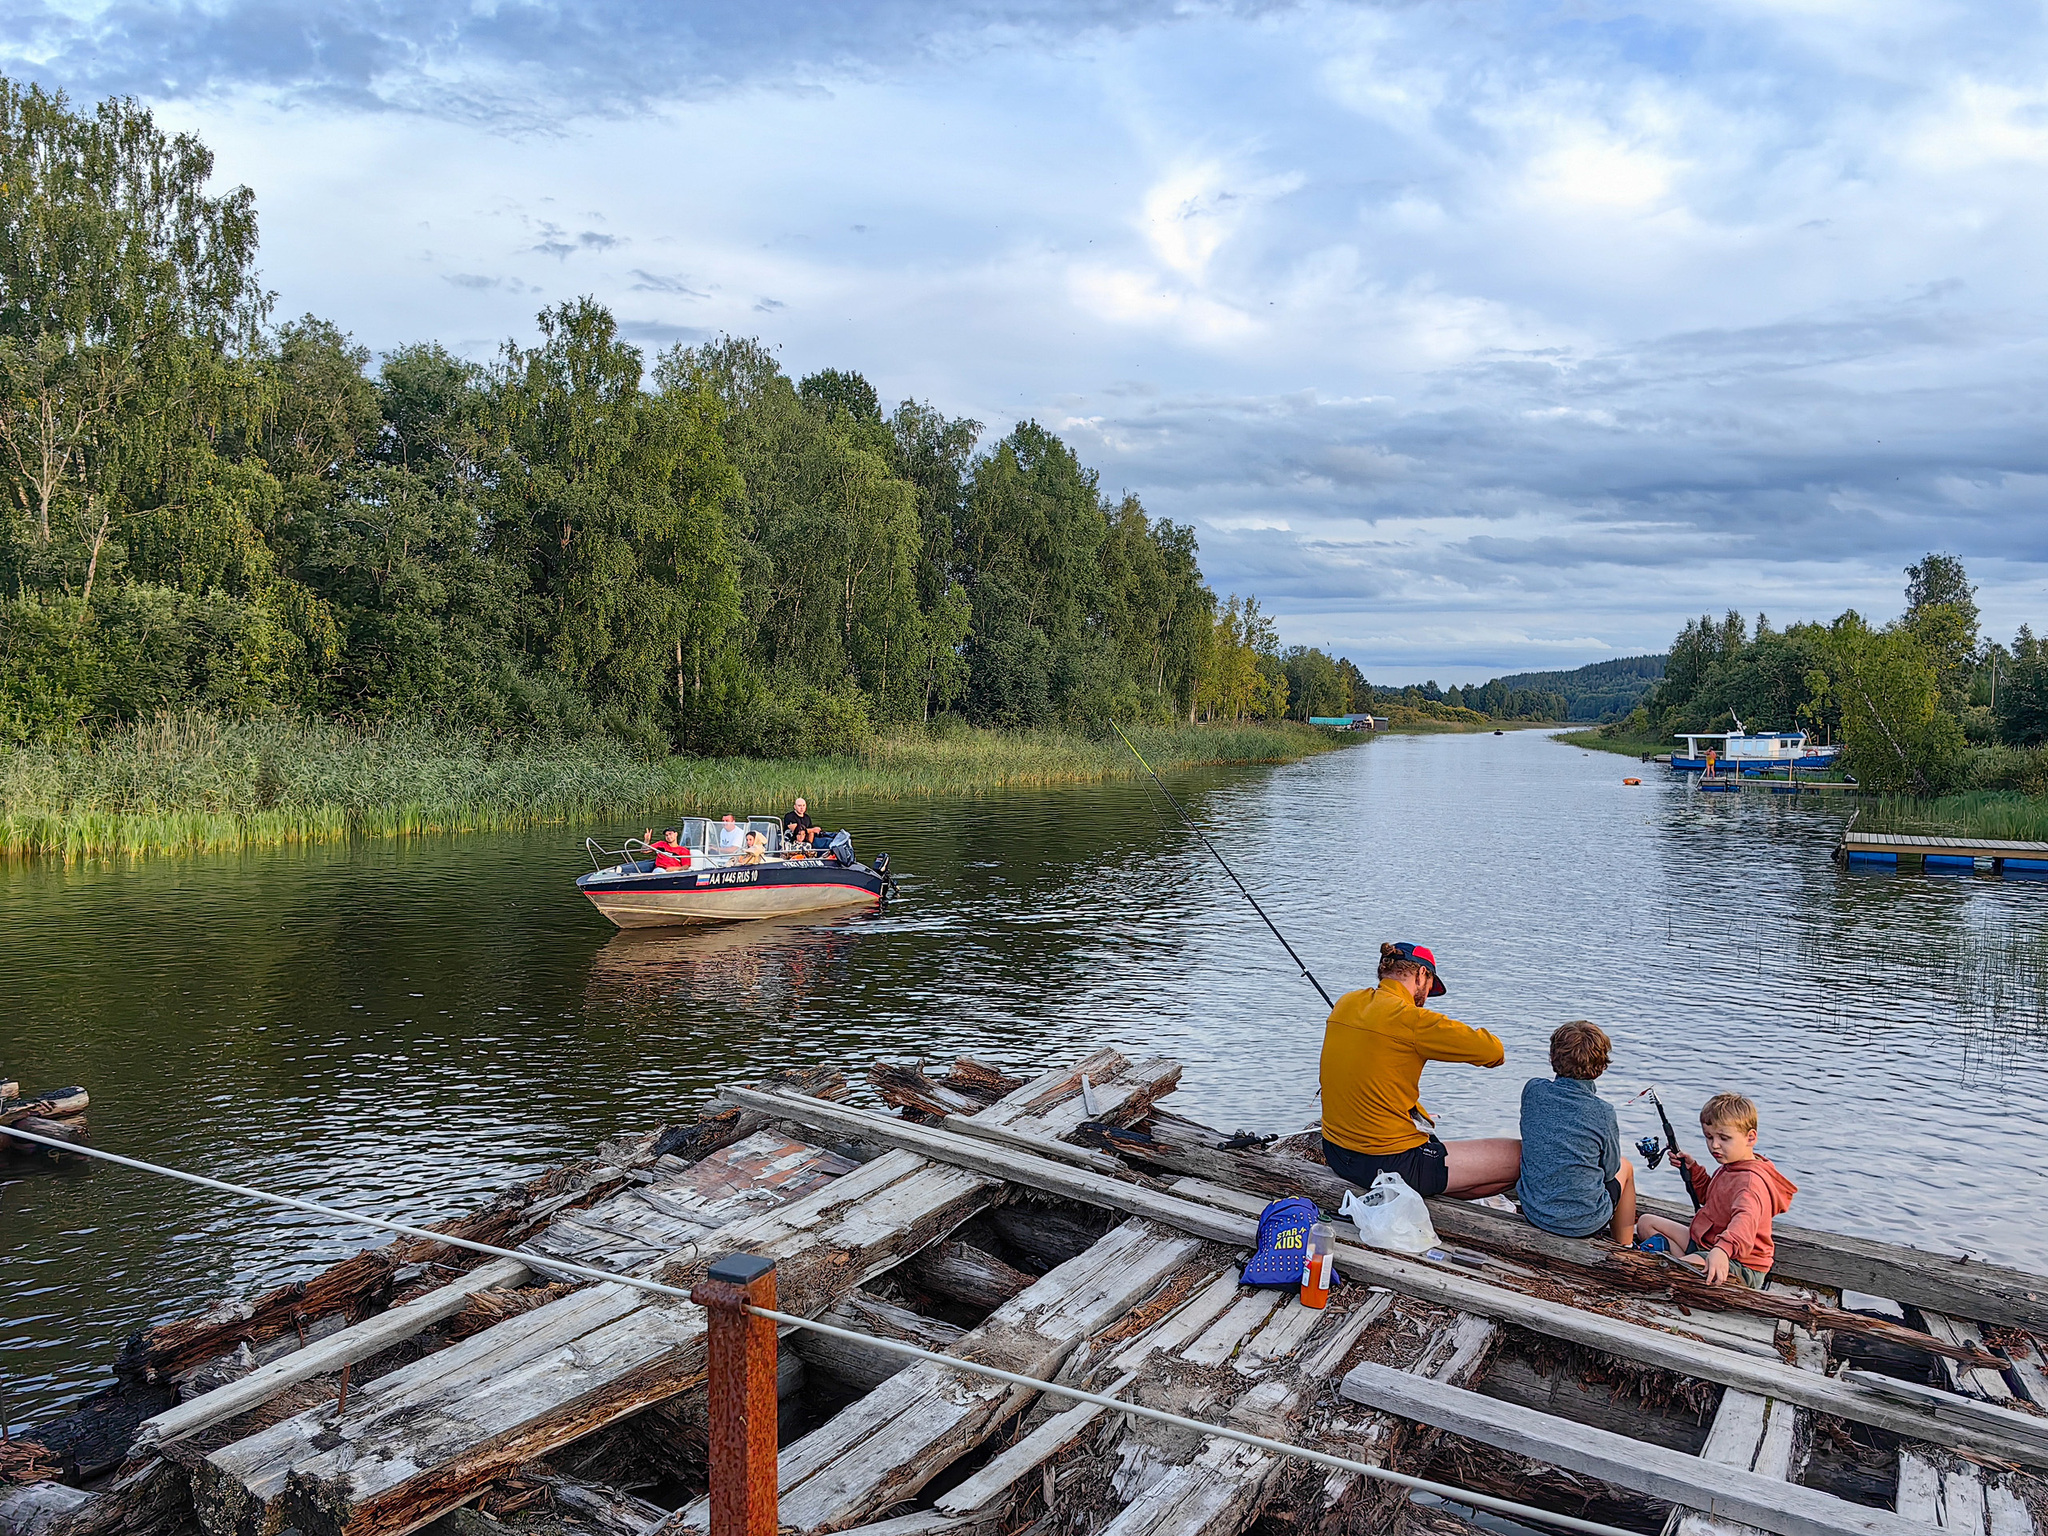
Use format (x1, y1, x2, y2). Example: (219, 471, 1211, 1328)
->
(5, 730, 2048, 1426)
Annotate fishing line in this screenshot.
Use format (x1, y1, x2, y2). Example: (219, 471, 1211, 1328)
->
(1111, 721, 1333, 1010)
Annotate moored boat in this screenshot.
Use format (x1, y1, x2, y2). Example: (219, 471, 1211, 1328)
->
(576, 817, 894, 928)
(1669, 727, 1840, 773)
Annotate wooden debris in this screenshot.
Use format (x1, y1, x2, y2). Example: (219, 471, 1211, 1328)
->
(789, 1295, 967, 1394)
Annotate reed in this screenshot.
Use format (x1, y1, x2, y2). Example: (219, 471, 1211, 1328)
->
(1852, 791, 2048, 843)
(0, 713, 1341, 860)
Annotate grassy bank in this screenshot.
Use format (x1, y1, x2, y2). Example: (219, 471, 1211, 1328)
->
(0, 713, 1343, 860)
(1556, 728, 1668, 756)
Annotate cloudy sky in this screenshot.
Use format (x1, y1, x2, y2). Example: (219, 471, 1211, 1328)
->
(12, 0, 2048, 681)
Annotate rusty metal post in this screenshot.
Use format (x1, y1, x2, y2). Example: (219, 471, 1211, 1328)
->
(692, 1254, 779, 1536)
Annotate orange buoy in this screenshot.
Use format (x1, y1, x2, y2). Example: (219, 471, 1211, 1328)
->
(1623, 777, 1641, 786)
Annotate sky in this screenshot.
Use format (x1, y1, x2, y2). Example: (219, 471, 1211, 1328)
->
(10, 0, 2048, 684)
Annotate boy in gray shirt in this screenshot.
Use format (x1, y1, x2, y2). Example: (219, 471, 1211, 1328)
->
(1515, 1022, 1637, 1242)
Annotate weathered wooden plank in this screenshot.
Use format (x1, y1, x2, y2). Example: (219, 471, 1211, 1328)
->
(1341, 1363, 1938, 1536)
(1670, 1323, 1825, 1536)
(932, 1267, 1248, 1516)
(1898, 1456, 1984, 1534)
(1121, 1110, 2048, 1336)
(737, 1085, 2048, 1469)
(202, 1059, 1177, 1536)
(1921, 1313, 2013, 1402)
(670, 1218, 1207, 1534)
(1094, 1294, 1435, 1536)
(197, 1151, 991, 1536)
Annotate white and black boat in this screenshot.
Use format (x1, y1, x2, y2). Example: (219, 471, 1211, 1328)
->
(577, 817, 895, 928)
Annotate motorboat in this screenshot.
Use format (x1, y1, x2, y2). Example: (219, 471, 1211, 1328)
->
(577, 817, 896, 928)
(1669, 727, 1840, 773)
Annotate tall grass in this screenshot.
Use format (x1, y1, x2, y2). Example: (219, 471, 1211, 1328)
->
(0, 713, 1342, 860)
(1852, 791, 2048, 843)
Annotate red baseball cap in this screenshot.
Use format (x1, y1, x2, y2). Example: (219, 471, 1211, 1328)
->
(1392, 941, 1447, 997)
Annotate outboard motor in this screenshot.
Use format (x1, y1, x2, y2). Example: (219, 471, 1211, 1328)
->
(827, 829, 855, 867)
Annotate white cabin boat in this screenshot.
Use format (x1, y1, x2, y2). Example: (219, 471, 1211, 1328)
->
(1670, 728, 1841, 772)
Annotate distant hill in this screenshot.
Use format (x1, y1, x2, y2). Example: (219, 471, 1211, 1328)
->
(1492, 655, 1665, 722)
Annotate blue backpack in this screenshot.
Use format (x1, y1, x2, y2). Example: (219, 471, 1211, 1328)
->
(1240, 1196, 1327, 1288)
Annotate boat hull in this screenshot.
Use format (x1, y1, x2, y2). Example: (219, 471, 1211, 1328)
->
(578, 863, 885, 929)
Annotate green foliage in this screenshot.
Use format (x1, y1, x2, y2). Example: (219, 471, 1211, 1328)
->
(1488, 655, 1664, 722)
(0, 84, 1242, 762)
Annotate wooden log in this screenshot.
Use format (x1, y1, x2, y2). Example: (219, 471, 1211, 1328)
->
(0, 1087, 88, 1124)
(202, 1056, 1176, 1536)
(790, 1295, 968, 1394)
(0, 1483, 95, 1536)
(1473, 1355, 1709, 1453)
(0, 1115, 84, 1152)
(672, 1219, 1208, 1534)
(1632, 1192, 2048, 1335)
(1104, 1116, 2005, 1371)
(901, 1241, 1035, 1312)
(732, 1085, 2048, 1470)
(1340, 1363, 1936, 1536)
(869, 1062, 988, 1120)
(987, 1203, 1115, 1270)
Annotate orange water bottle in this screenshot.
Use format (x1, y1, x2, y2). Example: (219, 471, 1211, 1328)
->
(1300, 1221, 1336, 1309)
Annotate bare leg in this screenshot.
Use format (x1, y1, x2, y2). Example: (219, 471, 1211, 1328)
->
(1608, 1158, 1638, 1245)
(1635, 1211, 1694, 1255)
(1442, 1138, 1521, 1199)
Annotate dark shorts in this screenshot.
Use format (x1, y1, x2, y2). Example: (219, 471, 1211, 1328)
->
(1323, 1136, 1449, 1198)
(1604, 1174, 1623, 1213)
(1685, 1239, 1767, 1289)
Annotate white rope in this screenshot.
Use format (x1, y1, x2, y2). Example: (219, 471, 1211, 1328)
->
(3, 1123, 1633, 1536)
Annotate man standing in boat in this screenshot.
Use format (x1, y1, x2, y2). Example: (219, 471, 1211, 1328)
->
(1319, 942, 1521, 1199)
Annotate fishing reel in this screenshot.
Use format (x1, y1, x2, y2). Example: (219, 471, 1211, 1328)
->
(1635, 1135, 1667, 1170)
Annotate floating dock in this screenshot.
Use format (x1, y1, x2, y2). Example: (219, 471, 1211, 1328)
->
(6, 1052, 2048, 1536)
(1838, 830, 2048, 872)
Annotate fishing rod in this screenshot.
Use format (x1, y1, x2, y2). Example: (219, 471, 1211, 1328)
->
(1629, 1085, 1705, 1211)
(1111, 721, 1333, 1010)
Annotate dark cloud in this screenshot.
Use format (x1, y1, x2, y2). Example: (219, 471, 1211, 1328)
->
(629, 270, 708, 297)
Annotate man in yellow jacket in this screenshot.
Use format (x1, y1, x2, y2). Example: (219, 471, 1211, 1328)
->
(1320, 941, 1521, 1198)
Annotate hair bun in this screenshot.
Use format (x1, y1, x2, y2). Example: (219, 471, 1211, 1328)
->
(1379, 942, 1398, 960)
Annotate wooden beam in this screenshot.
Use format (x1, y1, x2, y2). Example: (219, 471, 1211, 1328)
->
(731, 1085, 2048, 1470)
(1669, 1326, 1825, 1536)
(1339, 1364, 1938, 1536)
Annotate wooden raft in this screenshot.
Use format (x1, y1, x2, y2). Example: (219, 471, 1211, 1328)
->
(10, 1051, 2048, 1536)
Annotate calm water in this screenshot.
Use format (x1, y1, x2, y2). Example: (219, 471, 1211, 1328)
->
(6, 729, 2048, 1427)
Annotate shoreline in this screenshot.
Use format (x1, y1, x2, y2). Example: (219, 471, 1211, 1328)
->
(0, 718, 1346, 862)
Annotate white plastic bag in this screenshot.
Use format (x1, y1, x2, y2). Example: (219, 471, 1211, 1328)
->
(1339, 1172, 1441, 1256)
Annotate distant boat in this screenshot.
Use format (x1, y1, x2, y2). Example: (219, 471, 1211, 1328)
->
(1493, 729, 1503, 735)
(577, 818, 893, 928)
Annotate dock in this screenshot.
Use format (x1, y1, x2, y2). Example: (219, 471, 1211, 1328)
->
(7, 1051, 2048, 1536)
(1838, 830, 2048, 872)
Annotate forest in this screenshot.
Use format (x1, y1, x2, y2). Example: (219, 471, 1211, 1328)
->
(0, 80, 1327, 759)
(1602, 554, 2048, 795)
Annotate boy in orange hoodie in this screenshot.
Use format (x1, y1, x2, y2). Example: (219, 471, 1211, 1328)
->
(1634, 1092, 1796, 1288)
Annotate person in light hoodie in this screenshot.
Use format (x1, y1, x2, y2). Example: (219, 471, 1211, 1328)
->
(1636, 1092, 1798, 1288)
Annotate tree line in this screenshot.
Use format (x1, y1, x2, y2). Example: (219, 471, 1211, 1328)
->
(0, 80, 1288, 756)
(1608, 553, 2048, 794)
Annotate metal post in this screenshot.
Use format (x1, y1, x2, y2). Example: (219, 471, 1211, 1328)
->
(692, 1255, 779, 1536)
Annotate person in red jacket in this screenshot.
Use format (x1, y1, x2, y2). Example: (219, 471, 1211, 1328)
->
(1635, 1092, 1796, 1287)
(642, 828, 691, 871)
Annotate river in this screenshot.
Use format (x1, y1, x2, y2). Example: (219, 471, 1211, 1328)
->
(5, 727, 2048, 1426)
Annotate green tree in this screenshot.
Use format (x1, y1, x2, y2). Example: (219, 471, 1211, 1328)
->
(1823, 611, 1963, 793)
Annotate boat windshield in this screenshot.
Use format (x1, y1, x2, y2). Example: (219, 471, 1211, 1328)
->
(677, 817, 709, 851)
